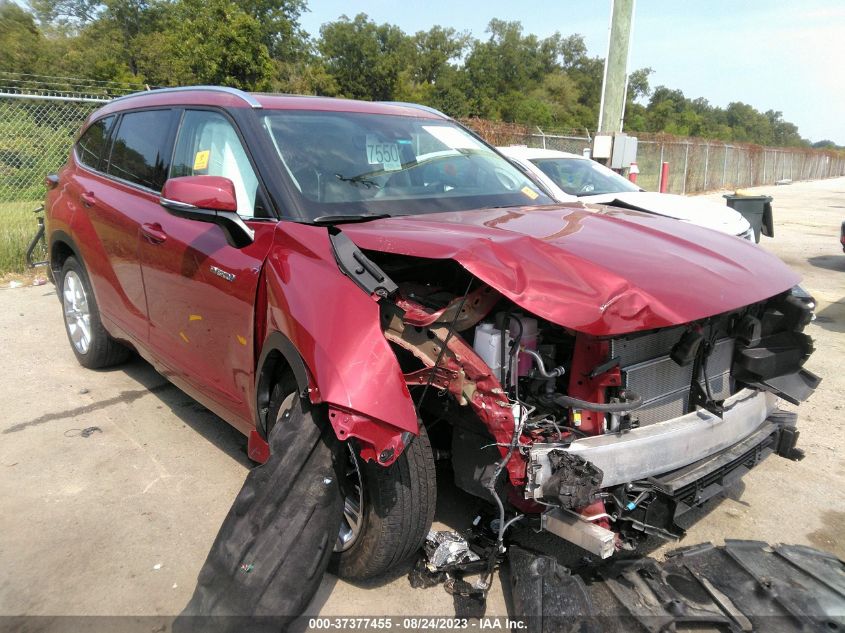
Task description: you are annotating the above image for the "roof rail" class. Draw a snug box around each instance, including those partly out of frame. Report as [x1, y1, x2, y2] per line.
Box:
[108, 86, 263, 109]
[379, 101, 448, 119]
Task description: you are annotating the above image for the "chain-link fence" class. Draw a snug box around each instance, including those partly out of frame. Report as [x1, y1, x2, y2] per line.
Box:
[634, 137, 845, 194]
[462, 118, 845, 195]
[0, 93, 105, 202]
[0, 92, 105, 273]
[461, 118, 593, 156]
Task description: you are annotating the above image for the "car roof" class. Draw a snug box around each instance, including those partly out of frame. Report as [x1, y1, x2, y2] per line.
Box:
[498, 145, 586, 160]
[91, 86, 448, 121]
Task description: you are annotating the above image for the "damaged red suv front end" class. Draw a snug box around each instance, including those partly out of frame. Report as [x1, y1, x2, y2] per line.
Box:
[47, 89, 818, 576]
[333, 202, 818, 556]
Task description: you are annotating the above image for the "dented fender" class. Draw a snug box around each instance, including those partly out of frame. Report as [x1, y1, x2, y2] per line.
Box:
[255, 222, 418, 465]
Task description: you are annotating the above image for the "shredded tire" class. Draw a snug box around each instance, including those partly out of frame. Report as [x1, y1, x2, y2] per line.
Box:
[176, 402, 343, 631]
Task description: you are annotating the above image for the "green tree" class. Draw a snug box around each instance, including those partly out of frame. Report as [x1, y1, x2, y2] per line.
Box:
[28, 0, 102, 26]
[1, 8, 818, 147]
[136, 0, 274, 89]
[392, 25, 471, 114]
[318, 13, 412, 100]
[232, 0, 307, 61]
[409, 25, 469, 85]
[0, 1, 45, 73]
[464, 19, 558, 119]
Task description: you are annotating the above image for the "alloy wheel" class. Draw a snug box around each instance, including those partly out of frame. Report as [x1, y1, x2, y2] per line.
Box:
[336, 444, 364, 552]
[63, 270, 91, 354]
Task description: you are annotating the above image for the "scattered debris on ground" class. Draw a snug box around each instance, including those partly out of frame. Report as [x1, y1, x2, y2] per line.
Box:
[409, 529, 845, 632]
[509, 540, 845, 632]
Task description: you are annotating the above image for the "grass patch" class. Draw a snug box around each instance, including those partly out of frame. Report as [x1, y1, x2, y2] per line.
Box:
[0, 200, 44, 275]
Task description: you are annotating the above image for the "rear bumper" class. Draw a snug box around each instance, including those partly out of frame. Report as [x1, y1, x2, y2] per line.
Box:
[528, 388, 779, 494]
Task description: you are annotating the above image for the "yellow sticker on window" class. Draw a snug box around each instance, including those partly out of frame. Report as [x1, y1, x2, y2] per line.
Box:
[521, 186, 539, 200]
[193, 150, 210, 171]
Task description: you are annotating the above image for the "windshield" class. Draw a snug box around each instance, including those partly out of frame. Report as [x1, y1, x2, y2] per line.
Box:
[529, 157, 641, 197]
[261, 111, 552, 221]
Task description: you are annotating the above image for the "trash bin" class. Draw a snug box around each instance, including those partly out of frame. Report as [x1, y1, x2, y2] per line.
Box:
[723, 191, 774, 243]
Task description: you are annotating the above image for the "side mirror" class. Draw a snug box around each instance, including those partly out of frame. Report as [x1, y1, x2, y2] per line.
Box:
[160, 176, 254, 248]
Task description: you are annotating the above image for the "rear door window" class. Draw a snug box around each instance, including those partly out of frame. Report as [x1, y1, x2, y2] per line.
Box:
[76, 116, 115, 171]
[107, 110, 177, 192]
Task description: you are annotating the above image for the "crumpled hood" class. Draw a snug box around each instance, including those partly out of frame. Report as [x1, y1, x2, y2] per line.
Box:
[583, 191, 751, 236]
[341, 204, 798, 336]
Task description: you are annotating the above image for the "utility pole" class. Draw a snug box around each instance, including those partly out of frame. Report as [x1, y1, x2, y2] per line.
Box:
[597, 0, 635, 134]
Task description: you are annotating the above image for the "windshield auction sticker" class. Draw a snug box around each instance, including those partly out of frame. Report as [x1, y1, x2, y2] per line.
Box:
[521, 186, 539, 200]
[366, 135, 402, 171]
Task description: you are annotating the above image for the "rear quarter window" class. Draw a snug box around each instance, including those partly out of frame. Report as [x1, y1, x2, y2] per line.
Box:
[107, 109, 178, 192]
[76, 116, 115, 170]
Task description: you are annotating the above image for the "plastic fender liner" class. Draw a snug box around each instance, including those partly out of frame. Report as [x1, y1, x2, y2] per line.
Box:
[254, 331, 311, 440]
[176, 404, 342, 630]
[508, 541, 845, 632]
[508, 546, 596, 628]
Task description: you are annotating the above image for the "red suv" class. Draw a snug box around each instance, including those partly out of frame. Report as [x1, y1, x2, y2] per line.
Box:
[46, 86, 818, 583]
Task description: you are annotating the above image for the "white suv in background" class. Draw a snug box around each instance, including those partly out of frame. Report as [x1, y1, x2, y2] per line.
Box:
[500, 146, 754, 240]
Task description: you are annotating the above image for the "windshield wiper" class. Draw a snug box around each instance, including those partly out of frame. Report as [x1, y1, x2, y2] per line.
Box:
[335, 173, 381, 189]
[311, 214, 394, 225]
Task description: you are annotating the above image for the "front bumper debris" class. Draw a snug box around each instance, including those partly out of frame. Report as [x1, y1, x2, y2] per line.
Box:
[527, 388, 779, 494]
[534, 406, 803, 553]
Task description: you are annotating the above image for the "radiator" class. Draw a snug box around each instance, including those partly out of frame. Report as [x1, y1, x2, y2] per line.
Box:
[612, 329, 735, 427]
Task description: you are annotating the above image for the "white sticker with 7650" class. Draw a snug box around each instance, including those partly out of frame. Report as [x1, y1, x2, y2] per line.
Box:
[366, 135, 402, 171]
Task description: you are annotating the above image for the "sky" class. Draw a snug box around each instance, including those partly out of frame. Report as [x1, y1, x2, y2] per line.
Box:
[299, 0, 845, 145]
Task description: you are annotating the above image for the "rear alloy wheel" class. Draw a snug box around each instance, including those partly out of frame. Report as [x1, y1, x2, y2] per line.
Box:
[63, 270, 92, 355]
[60, 256, 130, 369]
[266, 378, 437, 580]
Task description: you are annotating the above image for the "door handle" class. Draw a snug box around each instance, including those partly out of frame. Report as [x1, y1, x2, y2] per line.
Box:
[80, 191, 96, 208]
[141, 222, 168, 244]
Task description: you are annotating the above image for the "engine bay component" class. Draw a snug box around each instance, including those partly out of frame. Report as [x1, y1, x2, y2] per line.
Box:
[734, 331, 814, 381]
[670, 328, 704, 366]
[423, 530, 481, 571]
[547, 389, 642, 414]
[540, 451, 603, 509]
[750, 368, 821, 406]
[540, 508, 616, 559]
[367, 252, 819, 559]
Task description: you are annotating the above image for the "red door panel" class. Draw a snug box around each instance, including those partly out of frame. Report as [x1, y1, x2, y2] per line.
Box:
[139, 214, 274, 428]
[67, 169, 150, 343]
